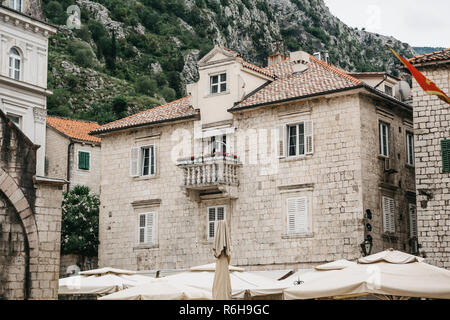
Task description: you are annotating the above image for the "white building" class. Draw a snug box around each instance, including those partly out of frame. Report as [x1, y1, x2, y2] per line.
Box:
[0, 2, 56, 176]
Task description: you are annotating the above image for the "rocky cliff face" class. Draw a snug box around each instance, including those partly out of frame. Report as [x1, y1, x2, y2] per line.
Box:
[41, 0, 416, 122]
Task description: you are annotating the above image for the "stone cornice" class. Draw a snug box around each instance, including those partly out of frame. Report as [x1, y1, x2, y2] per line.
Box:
[0, 6, 57, 37]
[0, 75, 53, 96]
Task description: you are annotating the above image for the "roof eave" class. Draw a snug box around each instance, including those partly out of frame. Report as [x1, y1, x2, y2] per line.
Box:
[90, 112, 200, 136]
[228, 84, 412, 113]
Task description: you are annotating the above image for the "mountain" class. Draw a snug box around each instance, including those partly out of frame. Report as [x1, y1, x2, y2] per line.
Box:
[413, 47, 446, 56]
[41, 0, 417, 124]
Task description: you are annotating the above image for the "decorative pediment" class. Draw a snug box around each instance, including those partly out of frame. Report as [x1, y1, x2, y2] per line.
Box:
[198, 45, 239, 67]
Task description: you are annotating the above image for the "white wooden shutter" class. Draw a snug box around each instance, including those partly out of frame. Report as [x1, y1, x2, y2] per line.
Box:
[278, 125, 286, 158]
[130, 147, 140, 177]
[382, 196, 395, 233]
[287, 197, 308, 234]
[305, 120, 314, 154]
[409, 204, 418, 238]
[146, 212, 156, 244]
[151, 145, 156, 175]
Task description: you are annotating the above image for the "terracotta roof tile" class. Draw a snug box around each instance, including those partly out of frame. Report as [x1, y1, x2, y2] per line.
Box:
[47, 116, 101, 143]
[409, 48, 450, 65]
[91, 96, 198, 135]
[241, 60, 275, 78]
[232, 56, 362, 110]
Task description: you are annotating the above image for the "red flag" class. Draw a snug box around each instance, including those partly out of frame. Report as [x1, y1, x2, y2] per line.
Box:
[387, 46, 450, 105]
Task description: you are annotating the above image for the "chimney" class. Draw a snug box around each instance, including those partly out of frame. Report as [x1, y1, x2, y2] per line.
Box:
[268, 52, 287, 66]
[289, 51, 310, 73]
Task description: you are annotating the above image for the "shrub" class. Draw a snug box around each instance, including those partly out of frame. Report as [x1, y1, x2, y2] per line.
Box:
[134, 76, 158, 96]
[160, 86, 176, 102]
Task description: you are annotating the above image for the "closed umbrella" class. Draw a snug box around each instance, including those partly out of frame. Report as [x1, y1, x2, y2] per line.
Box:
[212, 220, 232, 300]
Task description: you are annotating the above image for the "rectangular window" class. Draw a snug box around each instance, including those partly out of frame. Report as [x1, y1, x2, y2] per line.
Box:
[379, 122, 390, 157]
[384, 85, 393, 96]
[382, 196, 395, 233]
[442, 140, 450, 173]
[7, 114, 21, 128]
[210, 73, 227, 94]
[78, 151, 90, 170]
[138, 212, 156, 245]
[286, 197, 308, 234]
[408, 203, 418, 239]
[286, 121, 313, 157]
[207, 206, 225, 240]
[406, 132, 414, 166]
[130, 145, 156, 177]
[210, 135, 227, 154]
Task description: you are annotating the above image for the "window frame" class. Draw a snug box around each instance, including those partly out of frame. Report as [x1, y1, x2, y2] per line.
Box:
[207, 206, 226, 241]
[77, 150, 91, 171]
[9, 47, 21, 81]
[6, 113, 22, 129]
[286, 197, 309, 235]
[284, 120, 313, 158]
[138, 212, 157, 245]
[379, 121, 390, 157]
[384, 84, 393, 96]
[140, 145, 156, 177]
[10, 0, 22, 12]
[406, 131, 415, 166]
[382, 196, 395, 233]
[210, 72, 227, 94]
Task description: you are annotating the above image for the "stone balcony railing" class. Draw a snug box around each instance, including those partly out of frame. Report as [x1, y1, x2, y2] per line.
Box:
[177, 154, 241, 190]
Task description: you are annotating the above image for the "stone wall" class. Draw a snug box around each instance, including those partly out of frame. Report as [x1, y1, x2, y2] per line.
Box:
[98, 93, 413, 271]
[70, 142, 101, 195]
[413, 64, 450, 269]
[45, 127, 70, 180]
[0, 111, 63, 300]
[359, 94, 416, 254]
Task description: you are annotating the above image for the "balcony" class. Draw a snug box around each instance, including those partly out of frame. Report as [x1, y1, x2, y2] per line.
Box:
[177, 153, 241, 201]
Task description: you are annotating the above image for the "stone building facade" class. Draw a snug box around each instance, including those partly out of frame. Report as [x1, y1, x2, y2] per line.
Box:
[46, 116, 101, 195]
[0, 110, 64, 299]
[0, 1, 64, 299]
[92, 46, 416, 272]
[409, 48, 450, 269]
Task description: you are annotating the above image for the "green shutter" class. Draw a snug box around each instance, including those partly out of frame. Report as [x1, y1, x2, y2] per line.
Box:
[442, 140, 450, 173]
[85, 152, 90, 170]
[78, 152, 90, 170]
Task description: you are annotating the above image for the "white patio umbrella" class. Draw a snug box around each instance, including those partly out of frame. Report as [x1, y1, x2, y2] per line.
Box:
[163, 263, 288, 299]
[99, 263, 288, 300]
[58, 267, 154, 296]
[98, 278, 212, 300]
[284, 250, 450, 300]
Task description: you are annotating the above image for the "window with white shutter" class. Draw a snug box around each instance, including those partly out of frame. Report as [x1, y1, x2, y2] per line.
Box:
[286, 197, 308, 234]
[130, 145, 156, 177]
[382, 196, 395, 233]
[408, 203, 418, 238]
[138, 212, 156, 245]
[285, 120, 314, 158]
[278, 125, 286, 158]
[207, 206, 226, 240]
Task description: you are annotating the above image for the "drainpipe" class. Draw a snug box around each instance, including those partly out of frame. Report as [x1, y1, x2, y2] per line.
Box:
[67, 140, 74, 191]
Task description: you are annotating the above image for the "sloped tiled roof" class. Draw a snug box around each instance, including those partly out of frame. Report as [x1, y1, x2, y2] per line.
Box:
[47, 116, 101, 143]
[408, 48, 450, 65]
[91, 96, 198, 135]
[231, 56, 362, 110]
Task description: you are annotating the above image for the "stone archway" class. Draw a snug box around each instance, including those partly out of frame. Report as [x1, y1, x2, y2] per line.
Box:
[0, 168, 39, 257]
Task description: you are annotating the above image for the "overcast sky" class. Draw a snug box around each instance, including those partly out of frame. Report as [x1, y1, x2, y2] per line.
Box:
[323, 0, 449, 47]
